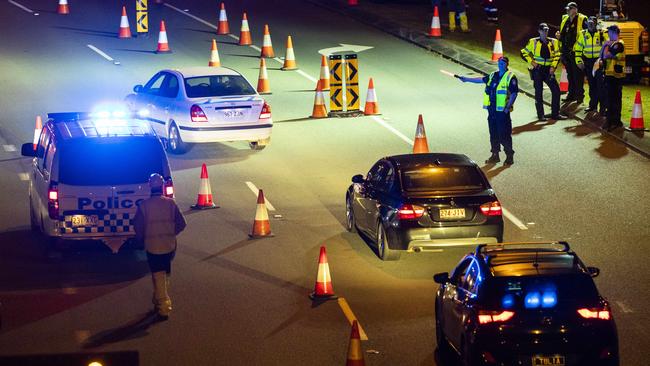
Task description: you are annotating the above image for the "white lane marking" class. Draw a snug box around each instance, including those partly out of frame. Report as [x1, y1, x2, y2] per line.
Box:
[245, 181, 276, 211]
[87, 44, 118, 64]
[616, 301, 633, 313]
[296, 69, 317, 83]
[371, 116, 414, 145]
[164, 3, 220, 31]
[8, 0, 35, 13]
[501, 207, 528, 230]
[18, 173, 30, 181]
[3, 145, 16, 152]
[250, 45, 262, 52]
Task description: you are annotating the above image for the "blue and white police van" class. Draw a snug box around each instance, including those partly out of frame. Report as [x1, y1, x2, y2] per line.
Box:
[21, 111, 174, 253]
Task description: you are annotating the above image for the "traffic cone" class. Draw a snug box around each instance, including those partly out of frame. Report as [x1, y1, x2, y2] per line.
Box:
[491, 29, 503, 61]
[118, 6, 132, 39]
[208, 39, 221, 67]
[559, 65, 568, 93]
[413, 114, 429, 154]
[238, 12, 252, 46]
[260, 24, 274, 58]
[249, 189, 272, 238]
[57, 0, 69, 14]
[33, 115, 42, 151]
[156, 20, 171, 53]
[364, 78, 379, 115]
[318, 55, 330, 91]
[311, 80, 328, 118]
[282, 36, 298, 70]
[257, 58, 271, 94]
[346, 321, 366, 366]
[217, 2, 229, 35]
[309, 246, 337, 300]
[191, 164, 218, 210]
[627, 90, 648, 131]
[428, 6, 442, 37]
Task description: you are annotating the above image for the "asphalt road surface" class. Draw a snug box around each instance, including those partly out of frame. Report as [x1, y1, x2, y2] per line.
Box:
[0, 0, 648, 365]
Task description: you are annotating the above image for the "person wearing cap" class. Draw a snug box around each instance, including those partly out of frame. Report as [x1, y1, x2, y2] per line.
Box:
[448, 0, 470, 33]
[574, 16, 608, 114]
[599, 24, 626, 131]
[558, 2, 588, 104]
[481, 0, 498, 23]
[458, 56, 518, 165]
[521, 23, 567, 121]
[134, 173, 187, 319]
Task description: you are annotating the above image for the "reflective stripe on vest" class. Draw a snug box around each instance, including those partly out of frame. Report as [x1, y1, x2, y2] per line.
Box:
[525, 38, 560, 66]
[575, 30, 606, 60]
[604, 40, 626, 78]
[560, 13, 586, 47]
[483, 71, 513, 112]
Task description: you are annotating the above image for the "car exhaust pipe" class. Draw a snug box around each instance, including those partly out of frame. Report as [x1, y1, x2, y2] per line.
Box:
[413, 247, 422, 253]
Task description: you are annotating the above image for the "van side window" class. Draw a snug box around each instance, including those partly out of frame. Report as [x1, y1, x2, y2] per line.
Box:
[38, 128, 51, 169]
[43, 138, 57, 174]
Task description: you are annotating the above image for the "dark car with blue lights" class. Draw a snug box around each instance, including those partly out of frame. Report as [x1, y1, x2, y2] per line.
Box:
[433, 242, 618, 366]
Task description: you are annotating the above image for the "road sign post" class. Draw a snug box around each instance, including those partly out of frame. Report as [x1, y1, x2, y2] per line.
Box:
[345, 54, 360, 113]
[136, 0, 148, 37]
[328, 55, 343, 114]
[328, 53, 363, 117]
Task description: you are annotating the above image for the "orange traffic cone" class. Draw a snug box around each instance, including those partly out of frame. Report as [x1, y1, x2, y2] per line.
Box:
[346, 321, 366, 366]
[491, 29, 503, 61]
[413, 114, 429, 154]
[311, 80, 328, 118]
[257, 58, 271, 94]
[57, 0, 69, 14]
[156, 20, 171, 53]
[239, 12, 252, 46]
[260, 24, 274, 58]
[217, 2, 229, 35]
[559, 65, 568, 93]
[428, 6, 442, 37]
[282, 36, 298, 70]
[309, 246, 337, 300]
[364, 78, 379, 115]
[249, 189, 272, 238]
[318, 55, 330, 91]
[208, 39, 221, 67]
[33, 115, 42, 151]
[118, 6, 132, 38]
[628, 90, 648, 131]
[191, 164, 218, 209]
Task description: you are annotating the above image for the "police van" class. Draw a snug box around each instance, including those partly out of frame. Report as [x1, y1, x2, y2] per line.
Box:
[21, 112, 174, 253]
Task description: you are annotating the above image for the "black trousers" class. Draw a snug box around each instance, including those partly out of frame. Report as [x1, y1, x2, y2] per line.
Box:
[563, 53, 584, 100]
[532, 66, 560, 117]
[604, 76, 623, 126]
[147, 250, 176, 274]
[487, 109, 513, 155]
[583, 58, 604, 110]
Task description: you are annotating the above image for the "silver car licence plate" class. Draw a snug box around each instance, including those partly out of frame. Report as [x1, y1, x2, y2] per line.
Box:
[223, 110, 244, 118]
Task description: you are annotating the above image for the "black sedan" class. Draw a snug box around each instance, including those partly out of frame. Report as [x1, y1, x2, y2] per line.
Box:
[345, 153, 504, 261]
[433, 242, 619, 366]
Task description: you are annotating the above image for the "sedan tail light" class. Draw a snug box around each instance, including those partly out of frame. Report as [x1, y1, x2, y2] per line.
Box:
[163, 177, 174, 198]
[397, 204, 425, 220]
[478, 310, 515, 324]
[259, 102, 271, 120]
[190, 104, 208, 122]
[480, 201, 502, 216]
[578, 307, 611, 320]
[48, 182, 59, 219]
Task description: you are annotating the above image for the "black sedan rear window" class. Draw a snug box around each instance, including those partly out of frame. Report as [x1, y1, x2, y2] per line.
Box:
[400, 166, 484, 192]
[184, 75, 256, 98]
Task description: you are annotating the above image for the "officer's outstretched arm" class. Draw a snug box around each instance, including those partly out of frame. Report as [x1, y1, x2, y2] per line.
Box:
[458, 76, 484, 84]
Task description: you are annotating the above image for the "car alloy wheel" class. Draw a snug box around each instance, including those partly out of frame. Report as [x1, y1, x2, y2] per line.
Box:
[346, 196, 356, 233]
[167, 123, 188, 154]
[376, 222, 400, 261]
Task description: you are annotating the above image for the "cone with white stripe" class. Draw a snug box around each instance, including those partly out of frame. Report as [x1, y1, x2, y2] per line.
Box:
[191, 163, 218, 210]
[260, 24, 274, 58]
[318, 55, 330, 91]
[428, 6, 441, 37]
[282, 35, 298, 70]
[364, 78, 379, 115]
[238, 12, 252, 46]
[208, 39, 221, 67]
[118, 6, 132, 38]
[413, 114, 429, 154]
[311, 80, 328, 118]
[559, 65, 568, 93]
[57, 0, 69, 15]
[33, 115, 43, 151]
[491, 29, 503, 61]
[627, 90, 648, 131]
[346, 321, 366, 366]
[217, 2, 229, 35]
[249, 189, 272, 238]
[309, 246, 337, 300]
[257, 58, 271, 94]
[156, 20, 171, 53]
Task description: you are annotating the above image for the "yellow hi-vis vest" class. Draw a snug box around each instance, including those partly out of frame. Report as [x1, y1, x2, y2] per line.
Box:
[483, 71, 514, 112]
[560, 13, 587, 48]
[574, 29, 608, 64]
[521, 38, 561, 68]
[603, 40, 626, 78]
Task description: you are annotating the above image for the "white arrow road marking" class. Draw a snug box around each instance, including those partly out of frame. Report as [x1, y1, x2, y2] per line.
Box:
[245, 181, 276, 211]
[318, 43, 374, 55]
[501, 207, 528, 230]
[8, 0, 36, 14]
[3, 145, 16, 152]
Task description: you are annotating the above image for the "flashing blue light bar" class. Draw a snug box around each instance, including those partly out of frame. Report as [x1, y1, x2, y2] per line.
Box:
[541, 291, 557, 308]
[502, 294, 515, 309]
[525, 292, 541, 308]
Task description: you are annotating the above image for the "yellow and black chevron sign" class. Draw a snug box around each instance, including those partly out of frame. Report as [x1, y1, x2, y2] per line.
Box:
[136, 0, 148, 34]
[329, 55, 343, 112]
[345, 54, 359, 111]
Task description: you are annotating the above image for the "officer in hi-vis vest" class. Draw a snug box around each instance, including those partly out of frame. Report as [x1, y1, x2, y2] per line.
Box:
[458, 57, 519, 165]
[557, 2, 588, 103]
[574, 16, 608, 114]
[599, 24, 626, 131]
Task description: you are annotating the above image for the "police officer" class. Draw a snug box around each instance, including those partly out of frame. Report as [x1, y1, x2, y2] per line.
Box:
[482, 0, 498, 23]
[134, 173, 187, 319]
[599, 24, 626, 131]
[521, 23, 567, 121]
[574, 16, 608, 114]
[557, 2, 588, 103]
[448, 0, 470, 32]
[458, 56, 518, 165]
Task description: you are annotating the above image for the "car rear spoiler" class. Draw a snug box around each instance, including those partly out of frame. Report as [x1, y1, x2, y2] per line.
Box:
[475, 241, 571, 255]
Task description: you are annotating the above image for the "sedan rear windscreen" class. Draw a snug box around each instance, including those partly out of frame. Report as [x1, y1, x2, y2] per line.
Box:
[184, 75, 256, 98]
[400, 166, 485, 192]
[59, 138, 164, 186]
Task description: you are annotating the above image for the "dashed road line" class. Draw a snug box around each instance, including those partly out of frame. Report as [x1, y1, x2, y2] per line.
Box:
[164, 3, 219, 31]
[245, 181, 276, 211]
[18, 173, 30, 181]
[3, 144, 16, 152]
[338, 298, 368, 340]
[501, 207, 528, 230]
[87, 44, 120, 65]
[616, 301, 633, 313]
[371, 116, 414, 145]
[8, 0, 37, 14]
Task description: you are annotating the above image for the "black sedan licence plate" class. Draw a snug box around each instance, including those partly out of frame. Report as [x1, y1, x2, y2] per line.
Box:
[531, 355, 565, 366]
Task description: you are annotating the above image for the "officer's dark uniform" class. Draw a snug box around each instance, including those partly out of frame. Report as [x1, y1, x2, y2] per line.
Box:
[559, 2, 588, 103]
[600, 25, 626, 130]
[482, 70, 518, 163]
[574, 21, 608, 113]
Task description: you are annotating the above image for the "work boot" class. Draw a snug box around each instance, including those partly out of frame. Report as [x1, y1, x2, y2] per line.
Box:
[537, 115, 548, 121]
[551, 113, 569, 120]
[485, 153, 500, 164]
[152, 271, 172, 319]
[585, 106, 596, 112]
[504, 154, 514, 165]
